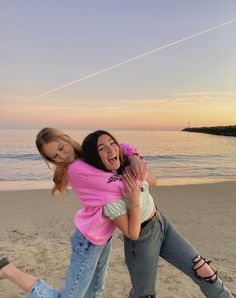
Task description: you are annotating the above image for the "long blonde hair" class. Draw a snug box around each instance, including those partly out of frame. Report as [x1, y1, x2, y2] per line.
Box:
[36, 127, 82, 195]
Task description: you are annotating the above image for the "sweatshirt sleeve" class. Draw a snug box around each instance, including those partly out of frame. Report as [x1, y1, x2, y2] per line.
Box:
[120, 143, 146, 164]
[120, 143, 139, 158]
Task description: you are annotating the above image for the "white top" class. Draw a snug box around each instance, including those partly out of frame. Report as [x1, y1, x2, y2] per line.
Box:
[103, 181, 155, 223]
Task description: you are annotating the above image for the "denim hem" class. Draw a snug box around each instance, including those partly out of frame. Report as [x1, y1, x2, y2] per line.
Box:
[27, 278, 40, 297]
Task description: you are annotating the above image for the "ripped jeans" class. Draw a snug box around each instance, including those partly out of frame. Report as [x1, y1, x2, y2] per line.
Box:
[124, 211, 233, 298]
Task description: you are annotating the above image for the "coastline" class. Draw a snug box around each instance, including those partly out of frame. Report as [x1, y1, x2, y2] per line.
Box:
[0, 182, 235, 297]
[1, 176, 236, 191]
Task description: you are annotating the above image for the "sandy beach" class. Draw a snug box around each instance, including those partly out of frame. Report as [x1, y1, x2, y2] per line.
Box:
[0, 182, 235, 297]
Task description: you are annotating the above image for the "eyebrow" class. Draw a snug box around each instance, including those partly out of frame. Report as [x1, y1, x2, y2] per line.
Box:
[97, 138, 113, 148]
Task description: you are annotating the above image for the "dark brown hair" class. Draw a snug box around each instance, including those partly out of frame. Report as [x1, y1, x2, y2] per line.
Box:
[82, 130, 128, 174]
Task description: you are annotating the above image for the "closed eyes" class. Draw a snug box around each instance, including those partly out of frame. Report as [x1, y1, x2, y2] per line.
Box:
[51, 144, 64, 159]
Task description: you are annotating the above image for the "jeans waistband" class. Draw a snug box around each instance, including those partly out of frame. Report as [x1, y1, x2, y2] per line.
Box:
[141, 209, 161, 230]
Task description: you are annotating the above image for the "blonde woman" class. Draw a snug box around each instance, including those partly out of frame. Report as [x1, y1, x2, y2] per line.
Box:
[0, 127, 145, 298]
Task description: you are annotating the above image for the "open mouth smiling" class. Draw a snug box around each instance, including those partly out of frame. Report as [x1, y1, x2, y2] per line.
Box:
[108, 155, 118, 162]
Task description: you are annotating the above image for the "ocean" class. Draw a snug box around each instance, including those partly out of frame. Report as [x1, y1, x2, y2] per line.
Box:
[1, 129, 236, 190]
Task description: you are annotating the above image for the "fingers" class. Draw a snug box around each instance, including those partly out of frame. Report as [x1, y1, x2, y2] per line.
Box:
[124, 164, 146, 181]
[122, 170, 140, 206]
[130, 163, 146, 181]
[135, 167, 144, 181]
[124, 166, 133, 177]
[123, 170, 139, 190]
[129, 154, 147, 181]
[132, 168, 141, 181]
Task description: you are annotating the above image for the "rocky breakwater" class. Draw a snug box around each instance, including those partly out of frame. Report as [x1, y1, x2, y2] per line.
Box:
[182, 125, 236, 137]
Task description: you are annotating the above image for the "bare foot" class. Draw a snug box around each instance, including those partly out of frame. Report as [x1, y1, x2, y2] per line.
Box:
[0, 265, 8, 279]
[0, 257, 10, 279]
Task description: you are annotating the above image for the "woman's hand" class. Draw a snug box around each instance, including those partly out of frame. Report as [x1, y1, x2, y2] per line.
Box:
[129, 154, 146, 181]
[114, 169, 141, 240]
[121, 169, 140, 208]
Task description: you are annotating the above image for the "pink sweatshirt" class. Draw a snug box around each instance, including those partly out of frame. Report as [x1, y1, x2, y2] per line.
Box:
[67, 144, 139, 245]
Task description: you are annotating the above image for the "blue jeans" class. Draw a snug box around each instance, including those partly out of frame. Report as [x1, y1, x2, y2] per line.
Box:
[27, 229, 111, 298]
[124, 212, 233, 298]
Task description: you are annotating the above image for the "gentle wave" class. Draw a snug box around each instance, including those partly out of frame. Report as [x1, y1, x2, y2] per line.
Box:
[0, 153, 40, 160]
[0, 153, 224, 161]
[0, 177, 50, 181]
[145, 154, 223, 160]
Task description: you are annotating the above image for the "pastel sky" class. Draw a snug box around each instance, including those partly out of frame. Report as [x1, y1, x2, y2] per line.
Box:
[1, 1, 236, 130]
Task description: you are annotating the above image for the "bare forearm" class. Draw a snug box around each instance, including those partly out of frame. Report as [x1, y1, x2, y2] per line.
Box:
[147, 171, 158, 186]
[118, 170, 141, 240]
[113, 208, 141, 240]
[128, 205, 141, 240]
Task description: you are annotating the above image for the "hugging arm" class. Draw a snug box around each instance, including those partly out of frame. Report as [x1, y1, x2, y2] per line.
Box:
[113, 212, 139, 240]
[109, 171, 141, 240]
[120, 143, 146, 181]
[129, 154, 146, 181]
[146, 171, 158, 186]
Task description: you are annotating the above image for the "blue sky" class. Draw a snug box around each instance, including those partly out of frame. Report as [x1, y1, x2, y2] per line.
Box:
[1, 1, 236, 129]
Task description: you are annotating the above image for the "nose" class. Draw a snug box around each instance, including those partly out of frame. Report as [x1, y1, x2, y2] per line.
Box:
[58, 151, 67, 160]
[105, 145, 113, 154]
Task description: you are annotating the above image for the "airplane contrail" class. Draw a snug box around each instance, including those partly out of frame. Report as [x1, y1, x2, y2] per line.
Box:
[33, 18, 236, 99]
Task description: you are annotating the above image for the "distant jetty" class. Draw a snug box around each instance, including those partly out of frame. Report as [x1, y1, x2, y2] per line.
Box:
[182, 125, 236, 137]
